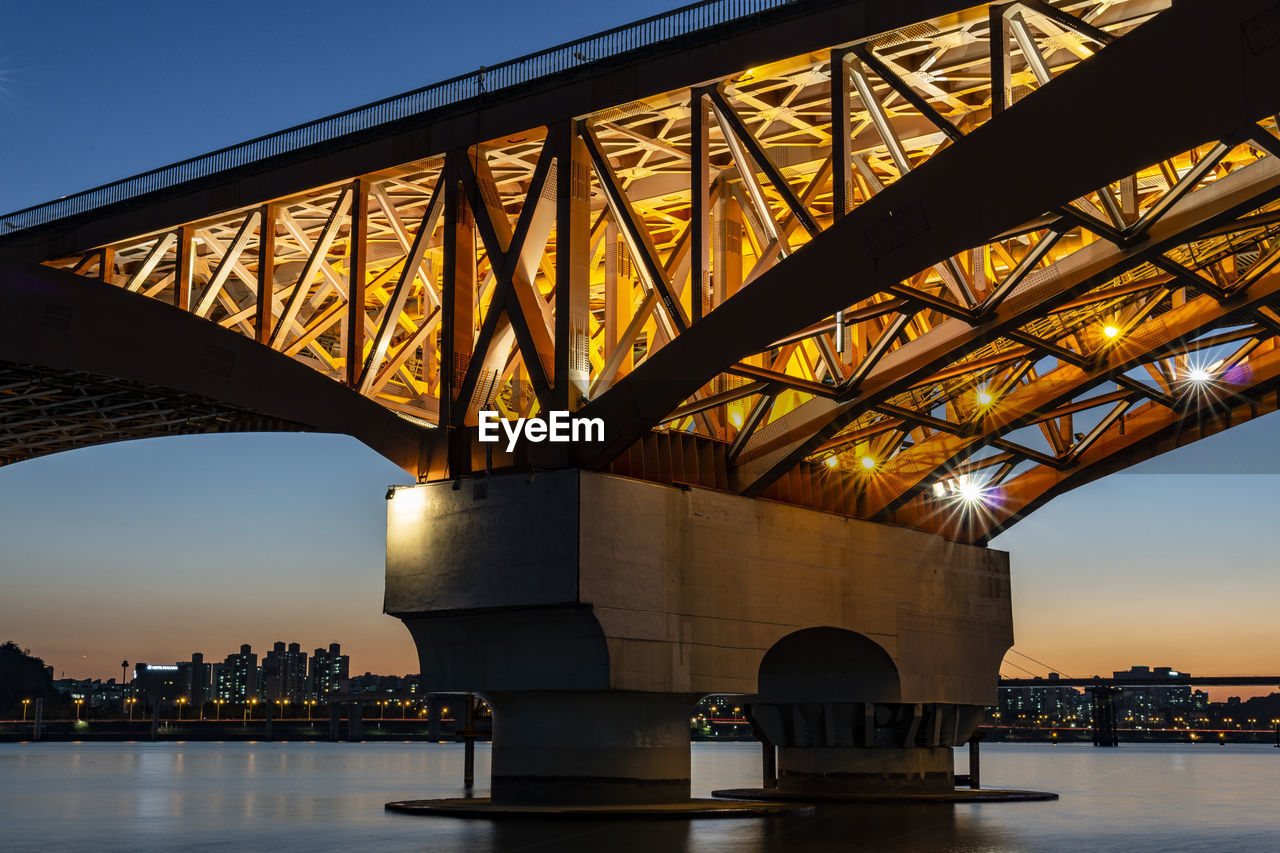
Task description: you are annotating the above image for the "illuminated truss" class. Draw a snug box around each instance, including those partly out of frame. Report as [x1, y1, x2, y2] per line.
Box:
[35, 0, 1280, 541]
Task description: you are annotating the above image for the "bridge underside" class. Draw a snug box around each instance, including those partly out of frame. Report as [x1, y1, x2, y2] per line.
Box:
[0, 259, 432, 471]
[8, 0, 1280, 545]
[0, 363, 305, 466]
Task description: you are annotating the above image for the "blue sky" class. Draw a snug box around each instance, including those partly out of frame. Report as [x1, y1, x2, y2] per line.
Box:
[1, 0, 1278, 693]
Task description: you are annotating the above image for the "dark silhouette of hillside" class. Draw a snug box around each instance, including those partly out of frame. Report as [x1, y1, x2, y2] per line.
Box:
[0, 641, 62, 717]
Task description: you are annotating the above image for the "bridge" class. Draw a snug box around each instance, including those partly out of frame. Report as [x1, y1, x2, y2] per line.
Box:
[1000, 675, 1280, 746]
[1001, 676, 1280, 689]
[4, 0, 1280, 809]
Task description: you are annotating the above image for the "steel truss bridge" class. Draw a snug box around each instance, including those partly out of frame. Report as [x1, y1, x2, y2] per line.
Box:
[5, 0, 1280, 544]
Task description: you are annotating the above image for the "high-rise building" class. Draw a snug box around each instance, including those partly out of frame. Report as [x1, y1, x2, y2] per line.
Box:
[217, 644, 259, 702]
[262, 642, 308, 704]
[308, 643, 349, 699]
[178, 653, 211, 705]
[133, 663, 181, 706]
[997, 673, 1084, 725]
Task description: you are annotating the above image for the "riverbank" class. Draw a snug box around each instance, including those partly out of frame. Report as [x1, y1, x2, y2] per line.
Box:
[980, 726, 1278, 745]
[0, 718, 470, 742]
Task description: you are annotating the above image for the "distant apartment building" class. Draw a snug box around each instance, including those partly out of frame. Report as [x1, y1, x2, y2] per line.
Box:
[1113, 666, 1195, 725]
[346, 672, 417, 695]
[262, 642, 308, 704]
[177, 653, 211, 705]
[216, 644, 259, 702]
[308, 643, 349, 699]
[998, 673, 1085, 724]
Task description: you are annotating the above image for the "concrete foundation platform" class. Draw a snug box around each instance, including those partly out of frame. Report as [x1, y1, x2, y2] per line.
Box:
[711, 787, 1058, 804]
[385, 797, 814, 819]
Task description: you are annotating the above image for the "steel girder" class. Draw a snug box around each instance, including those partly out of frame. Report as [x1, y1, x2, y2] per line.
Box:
[0, 362, 303, 466]
[25, 0, 1280, 540]
[0, 260, 430, 471]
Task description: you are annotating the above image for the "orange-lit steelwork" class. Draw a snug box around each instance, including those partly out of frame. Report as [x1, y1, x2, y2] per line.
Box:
[8, 0, 1280, 545]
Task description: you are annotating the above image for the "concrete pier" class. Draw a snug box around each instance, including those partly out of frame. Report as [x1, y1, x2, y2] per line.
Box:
[386, 469, 1012, 806]
[487, 691, 698, 805]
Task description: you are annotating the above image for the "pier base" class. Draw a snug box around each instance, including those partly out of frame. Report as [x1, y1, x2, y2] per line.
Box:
[711, 786, 1058, 803]
[749, 701, 984, 795]
[488, 691, 696, 805]
[385, 798, 813, 818]
[777, 745, 954, 794]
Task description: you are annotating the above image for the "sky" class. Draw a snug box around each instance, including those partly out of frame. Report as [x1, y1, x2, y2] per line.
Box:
[1, 1, 1278, 700]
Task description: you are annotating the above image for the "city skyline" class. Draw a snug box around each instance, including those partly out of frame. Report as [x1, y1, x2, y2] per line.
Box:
[2, 0, 1279, 703]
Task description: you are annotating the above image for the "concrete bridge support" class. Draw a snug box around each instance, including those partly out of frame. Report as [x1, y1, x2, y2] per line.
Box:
[486, 691, 698, 805]
[385, 469, 1012, 806]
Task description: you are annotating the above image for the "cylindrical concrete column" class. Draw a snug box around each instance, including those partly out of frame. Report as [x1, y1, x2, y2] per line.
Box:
[487, 691, 699, 805]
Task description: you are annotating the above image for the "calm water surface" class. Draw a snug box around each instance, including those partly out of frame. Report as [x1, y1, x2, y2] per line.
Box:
[1, 741, 1276, 852]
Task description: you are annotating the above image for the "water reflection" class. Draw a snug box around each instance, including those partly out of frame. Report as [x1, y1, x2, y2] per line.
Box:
[1, 742, 1278, 852]
[490, 819, 694, 852]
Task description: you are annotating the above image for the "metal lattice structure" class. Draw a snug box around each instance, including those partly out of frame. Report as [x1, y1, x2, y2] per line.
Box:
[9, 0, 1280, 542]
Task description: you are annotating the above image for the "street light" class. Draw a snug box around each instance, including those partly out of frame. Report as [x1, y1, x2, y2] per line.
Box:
[214, 699, 224, 721]
[21, 699, 30, 722]
[126, 698, 136, 721]
[74, 699, 83, 722]
[177, 697, 187, 721]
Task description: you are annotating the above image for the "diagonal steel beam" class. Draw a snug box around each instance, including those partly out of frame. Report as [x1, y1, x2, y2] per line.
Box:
[850, 44, 963, 144]
[1018, 0, 1116, 47]
[580, 122, 688, 335]
[194, 211, 259, 318]
[123, 232, 177, 293]
[707, 86, 821, 238]
[359, 178, 445, 393]
[455, 140, 558, 415]
[269, 186, 352, 350]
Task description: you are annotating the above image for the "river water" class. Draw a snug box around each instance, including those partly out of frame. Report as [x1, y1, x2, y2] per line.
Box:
[1, 741, 1276, 851]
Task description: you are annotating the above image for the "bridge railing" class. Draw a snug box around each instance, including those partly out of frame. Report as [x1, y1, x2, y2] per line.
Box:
[0, 0, 798, 237]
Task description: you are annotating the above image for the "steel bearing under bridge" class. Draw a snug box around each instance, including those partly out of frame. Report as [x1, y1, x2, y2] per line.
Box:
[4, 0, 1280, 806]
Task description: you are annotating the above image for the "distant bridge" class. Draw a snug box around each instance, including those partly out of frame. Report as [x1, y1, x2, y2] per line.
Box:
[1002, 676, 1280, 689]
[1000, 674, 1280, 746]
